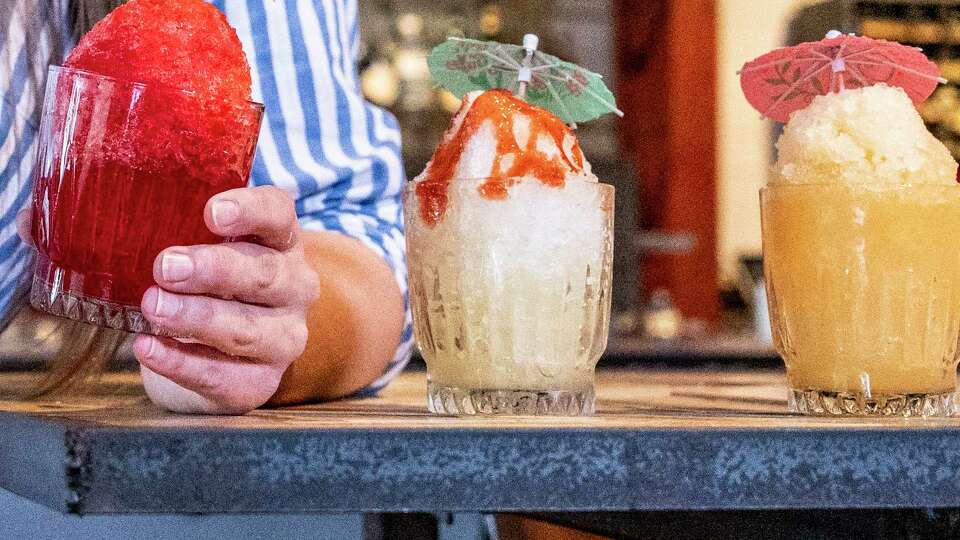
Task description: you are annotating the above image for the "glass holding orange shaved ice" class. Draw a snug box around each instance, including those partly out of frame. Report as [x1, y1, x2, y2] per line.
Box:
[761, 83, 960, 416]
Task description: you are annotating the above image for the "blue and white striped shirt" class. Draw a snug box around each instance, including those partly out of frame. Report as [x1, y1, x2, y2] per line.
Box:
[0, 0, 412, 393]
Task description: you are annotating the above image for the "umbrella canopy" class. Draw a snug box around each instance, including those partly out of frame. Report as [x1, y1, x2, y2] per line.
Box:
[427, 36, 622, 124]
[740, 30, 945, 122]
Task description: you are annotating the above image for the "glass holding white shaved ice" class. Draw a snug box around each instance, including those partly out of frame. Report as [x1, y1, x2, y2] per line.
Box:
[404, 89, 614, 416]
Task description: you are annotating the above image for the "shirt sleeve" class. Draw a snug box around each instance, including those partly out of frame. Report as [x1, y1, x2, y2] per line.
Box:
[0, 0, 74, 327]
[221, 0, 413, 393]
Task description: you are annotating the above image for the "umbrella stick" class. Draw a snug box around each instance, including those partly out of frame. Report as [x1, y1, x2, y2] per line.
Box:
[515, 33, 539, 101]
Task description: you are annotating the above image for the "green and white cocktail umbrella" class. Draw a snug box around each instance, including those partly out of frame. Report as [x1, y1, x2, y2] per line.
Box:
[427, 34, 623, 124]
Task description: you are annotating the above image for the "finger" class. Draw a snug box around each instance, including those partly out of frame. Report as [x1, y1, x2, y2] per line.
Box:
[16, 209, 34, 248]
[140, 286, 308, 362]
[133, 335, 281, 414]
[139, 366, 225, 415]
[205, 186, 299, 251]
[153, 242, 317, 307]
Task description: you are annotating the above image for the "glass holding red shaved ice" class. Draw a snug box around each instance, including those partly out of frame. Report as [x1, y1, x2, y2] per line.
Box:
[29, 0, 263, 334]
[30, 68, 263, 334]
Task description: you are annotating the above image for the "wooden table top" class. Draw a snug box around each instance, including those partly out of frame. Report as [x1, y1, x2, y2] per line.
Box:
[3, 368, 960, 515]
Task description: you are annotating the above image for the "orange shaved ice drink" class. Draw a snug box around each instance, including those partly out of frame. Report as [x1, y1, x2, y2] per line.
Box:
[404, 90, 614, 416]
[761, 85, 960, 416]
[29, 0, 263, 334]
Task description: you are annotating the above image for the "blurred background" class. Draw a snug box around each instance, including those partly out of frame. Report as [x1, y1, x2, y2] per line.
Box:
[353, 0, 960, 352]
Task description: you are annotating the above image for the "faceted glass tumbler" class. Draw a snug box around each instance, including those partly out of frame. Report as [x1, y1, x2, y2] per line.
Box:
[404, 176, 614, 416]
[761, 183, 960, 417]
[29, 66, 263, 335]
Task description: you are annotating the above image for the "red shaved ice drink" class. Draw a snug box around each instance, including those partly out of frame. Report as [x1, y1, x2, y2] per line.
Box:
[29, 0, 263, 334]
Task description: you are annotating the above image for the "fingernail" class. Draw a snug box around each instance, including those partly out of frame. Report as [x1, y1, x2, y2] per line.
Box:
[153, 288, 180, 319]
[211, 199, 240, 228]
[161, 252, 194, 282]
[137, 336, 156, 359]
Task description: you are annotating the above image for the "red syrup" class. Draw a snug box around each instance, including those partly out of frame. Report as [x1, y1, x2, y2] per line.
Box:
[414, 89, 586, 226]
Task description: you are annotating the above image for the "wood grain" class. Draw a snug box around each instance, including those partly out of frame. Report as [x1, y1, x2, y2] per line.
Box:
[5, 369, 960, 514]
[2, 370, 959, 430]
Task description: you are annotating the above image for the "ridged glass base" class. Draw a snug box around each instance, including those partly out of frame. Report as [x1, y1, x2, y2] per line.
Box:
[30, 276, 164, 335]
[789, 388, 957, 417]
[427, 383, 595, 416]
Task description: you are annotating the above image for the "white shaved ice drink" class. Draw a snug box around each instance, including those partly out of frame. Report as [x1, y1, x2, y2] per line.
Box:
[404, 89, 614, 416]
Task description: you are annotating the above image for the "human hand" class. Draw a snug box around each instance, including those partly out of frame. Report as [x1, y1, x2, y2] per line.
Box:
[133, 186, 319, 414]
[16, 187, 318, 414]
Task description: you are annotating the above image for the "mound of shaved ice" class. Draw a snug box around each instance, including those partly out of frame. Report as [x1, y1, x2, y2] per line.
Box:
[65, 0, 251, 103]
[418, 90, 592, 183]
[417, 90, 592, 184]
[57, 0, 258, 179]
[774, 84, 957, 186]
[413, 90, 594, 225]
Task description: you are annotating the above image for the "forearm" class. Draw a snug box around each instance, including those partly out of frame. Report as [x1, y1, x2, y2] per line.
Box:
[267, 229, 404, 405]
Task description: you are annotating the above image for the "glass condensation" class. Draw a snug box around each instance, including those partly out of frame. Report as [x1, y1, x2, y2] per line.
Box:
[404, 177, 614, 416]
[761, 184, 960, 417]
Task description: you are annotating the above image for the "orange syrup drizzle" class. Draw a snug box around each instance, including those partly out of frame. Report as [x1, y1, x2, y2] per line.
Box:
[415, 89, 585, 225]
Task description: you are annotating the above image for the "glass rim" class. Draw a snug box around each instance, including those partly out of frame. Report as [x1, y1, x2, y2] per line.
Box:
[404, 175, 614, 192]
[760, 182, 960, 192]
[48, 65, 265, 111]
